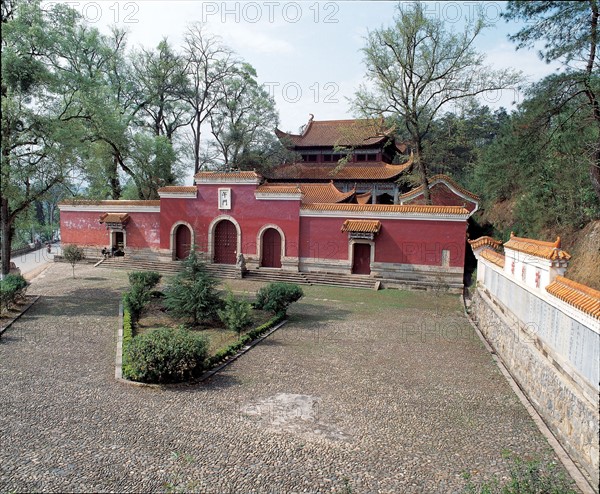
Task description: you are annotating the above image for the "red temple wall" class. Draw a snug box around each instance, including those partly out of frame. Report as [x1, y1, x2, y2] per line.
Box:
[299, 216, 466, 267]
[159, 186, 301, 257]
[60, 210, 160, 249]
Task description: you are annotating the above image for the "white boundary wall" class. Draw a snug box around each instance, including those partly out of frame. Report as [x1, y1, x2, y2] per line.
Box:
[472, 255, 599, 489]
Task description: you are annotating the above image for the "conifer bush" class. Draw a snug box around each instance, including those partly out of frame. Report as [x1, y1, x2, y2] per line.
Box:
[164, 251, 222, 325]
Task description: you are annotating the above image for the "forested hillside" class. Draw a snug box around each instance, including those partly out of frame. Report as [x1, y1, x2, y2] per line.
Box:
[352, 0, 599, 288]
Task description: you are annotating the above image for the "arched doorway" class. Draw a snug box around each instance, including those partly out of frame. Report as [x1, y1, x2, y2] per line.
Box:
[352, 243, 371, 275]
[261, 228, 282, 268]
[174, 224, 191, 260]
[214, 220, 237, 264]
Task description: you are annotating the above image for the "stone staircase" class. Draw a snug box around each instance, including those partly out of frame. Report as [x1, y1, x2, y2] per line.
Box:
[95, 256, 379, 290]
[245, 268, 378, 290]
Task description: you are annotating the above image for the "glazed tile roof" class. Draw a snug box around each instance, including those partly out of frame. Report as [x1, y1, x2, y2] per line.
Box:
[194, 170, 261, 181]
[468, 236, 503, 251]
[341, 219, 381, 233]
[504, 233, 571, 261]
[301, 203, 469, 215]
[356, 191, 372, 204]
[546, 276, 600, 320]
[99, 213, 130, 224]
[157, 186, 197, 193]
[481, 248, 506, 268]
[255, 184, 302, 195]
[275, 118, 394, 148]
[256, 182, 355, 204]
[399, 174, 480, 201]
[266, 159, 412, 181]
[59, 199, 161, 207]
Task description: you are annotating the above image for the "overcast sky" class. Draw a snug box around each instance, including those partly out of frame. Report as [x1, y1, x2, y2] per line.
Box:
[45, 1, 560, 133]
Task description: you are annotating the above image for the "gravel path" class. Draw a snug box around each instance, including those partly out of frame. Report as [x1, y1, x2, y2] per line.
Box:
[0, 263, 573, 493]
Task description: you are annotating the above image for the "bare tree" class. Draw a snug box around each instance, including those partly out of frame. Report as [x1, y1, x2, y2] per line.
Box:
[352, 1, 522, 202]
[182, 24, 239, 174]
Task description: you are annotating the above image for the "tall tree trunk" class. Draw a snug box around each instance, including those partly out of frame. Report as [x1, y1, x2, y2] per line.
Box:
[1, 197, 13, 277]
[109, 154, 121, 199]
[585, 0, 600, 200]
[414, 137, 431, 204]
[192, 117, 201, 174]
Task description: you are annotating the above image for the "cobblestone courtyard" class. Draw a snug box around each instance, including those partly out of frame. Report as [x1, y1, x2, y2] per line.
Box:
[1, 263, 570, 493]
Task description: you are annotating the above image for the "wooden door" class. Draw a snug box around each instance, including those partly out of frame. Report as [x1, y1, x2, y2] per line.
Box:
[352, 243, 371, 275]
[214, 220, 237, 264]
[175, 225, 191, 260]
[261, 228, 282, 268]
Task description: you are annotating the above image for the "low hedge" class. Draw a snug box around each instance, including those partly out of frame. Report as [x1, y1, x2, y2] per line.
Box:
[122, 309, 133, 377]
[206, 313, 285, 368]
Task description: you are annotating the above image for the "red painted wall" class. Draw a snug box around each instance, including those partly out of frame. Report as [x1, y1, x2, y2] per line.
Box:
[60, 210, 160, 249]
[159, 185, 301, 257]
[299, 216, 466, 267]
[407, 183, 477, 212]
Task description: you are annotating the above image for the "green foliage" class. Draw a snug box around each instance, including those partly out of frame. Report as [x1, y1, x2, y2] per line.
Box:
[123, 327, 208, 383]
[164, 250, 222, 325]
[0, 274, 28, 312]
[254, 283, 303, 316]
[121, 309, 133, 377]
[128, 271, 161, 290]
[123, 283, 152, 322]
[206, 313, 284, 368]
[217, 290, 253, 335]
[62, 244, 85, 277]
[471, 74, 600, 237]
[462, 454, 577, 494]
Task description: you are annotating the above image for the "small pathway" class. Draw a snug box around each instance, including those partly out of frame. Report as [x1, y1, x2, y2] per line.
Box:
[0, 263, 575, 493]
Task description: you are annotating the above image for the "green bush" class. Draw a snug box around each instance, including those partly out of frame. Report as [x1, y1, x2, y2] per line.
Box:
[123, 283, 152, 322]
[0, 274, 28, 312]
[218, 290, 253, 335]
[124, 327, 209, 383]
[128, 271, 161, 290]
[164, 251, 222, 325]
[254, 282, 303, 315]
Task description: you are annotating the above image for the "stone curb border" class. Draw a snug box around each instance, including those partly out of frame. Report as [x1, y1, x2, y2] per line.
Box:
[0, 295, 41, 337]
[114, 308, 288, 389]
[461, 292, 596, 494]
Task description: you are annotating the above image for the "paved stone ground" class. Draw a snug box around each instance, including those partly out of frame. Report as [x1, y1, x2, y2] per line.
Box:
[0, 263, 574, 493]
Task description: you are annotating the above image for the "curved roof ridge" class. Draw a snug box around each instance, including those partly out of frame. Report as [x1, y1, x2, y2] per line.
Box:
[468, 236, 503, 251]
[546, 276, 600, 320]
[504, 233, 571, 261]
[399, 173, 479, 201]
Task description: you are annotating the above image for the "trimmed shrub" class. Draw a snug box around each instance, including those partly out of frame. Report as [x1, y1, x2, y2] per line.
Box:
[218, 290, 253, 335]
[128, 271, 161, 290]
[0, 274, 28, 312]
[254, 282, 303, 315]
[164, 251, 222, 325]
[124, 327, 209, 383]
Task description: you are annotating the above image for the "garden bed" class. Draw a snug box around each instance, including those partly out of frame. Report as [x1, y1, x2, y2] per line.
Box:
[0, 295, 40, 336]
[135, 296, 274, 356]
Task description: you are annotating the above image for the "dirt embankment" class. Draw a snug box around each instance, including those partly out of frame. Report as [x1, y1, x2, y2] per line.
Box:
[563, 220, 600, 291]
